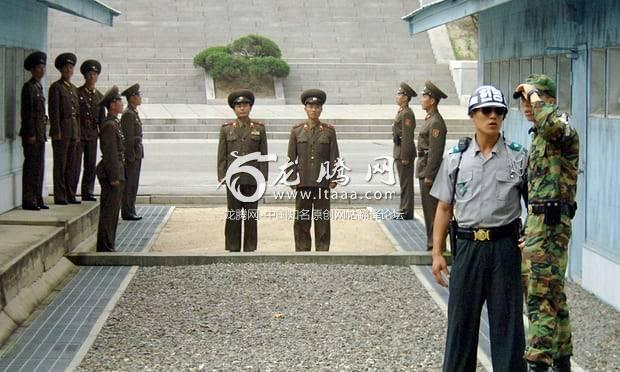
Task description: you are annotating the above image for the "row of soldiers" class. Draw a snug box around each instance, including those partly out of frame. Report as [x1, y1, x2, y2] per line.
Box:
[216, 81, 448, 253]
[19, 51, 145, 251]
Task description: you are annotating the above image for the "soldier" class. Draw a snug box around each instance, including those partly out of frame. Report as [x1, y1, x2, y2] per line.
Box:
[416, 81, 448, 250]
[19, 51, 49, 211]
[217, 90, 268, 252]
[76, 59, 105, 202]
[392, 82, 417, 219]
[96, 86, 125, 252]
[287, 89, 340, 251]
[514, 75, 579, 372]
[120, 84, 144, 221]
[49, 52, 80, 205]
[431, 85, 527, 372]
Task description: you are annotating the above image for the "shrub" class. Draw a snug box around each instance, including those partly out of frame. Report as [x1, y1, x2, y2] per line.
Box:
[193, 35, 290, 84]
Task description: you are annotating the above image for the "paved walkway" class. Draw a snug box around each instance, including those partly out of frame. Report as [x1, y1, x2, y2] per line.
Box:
[137, 104, 469, 120]
[0, 206, 172, 372]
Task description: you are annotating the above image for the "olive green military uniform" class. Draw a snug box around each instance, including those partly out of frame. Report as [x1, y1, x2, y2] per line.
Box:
[76, 60, 105, 201]
[217, 118, 268, 252]
[416, 81, 448, 248]
[49, 53, 80, 204]
[20, 51, 48, 210]
[393, 82, 417, 218]
[288, 120, 339, 251]
[431, 85, 527, 372]
[517, 75, 579, 369]
[96, 87, 125, 252]
[120, 84, 144, 220]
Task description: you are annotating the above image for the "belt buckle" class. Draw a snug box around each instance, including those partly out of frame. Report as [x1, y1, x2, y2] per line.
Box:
[473, 229, 490, 241]
[527, 205, 532, 213]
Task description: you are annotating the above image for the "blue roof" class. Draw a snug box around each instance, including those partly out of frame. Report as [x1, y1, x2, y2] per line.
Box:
[37, 0, 120, 26]
[402, 0, 511, 34]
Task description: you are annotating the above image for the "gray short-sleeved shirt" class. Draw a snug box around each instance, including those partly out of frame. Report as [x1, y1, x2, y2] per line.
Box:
[430, 135, 527, 228]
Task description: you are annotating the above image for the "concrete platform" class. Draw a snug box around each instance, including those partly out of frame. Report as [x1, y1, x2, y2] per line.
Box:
[0, 202, 99, 346]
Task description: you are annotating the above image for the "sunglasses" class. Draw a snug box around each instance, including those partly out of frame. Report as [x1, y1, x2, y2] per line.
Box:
[476, 107, 507, 116]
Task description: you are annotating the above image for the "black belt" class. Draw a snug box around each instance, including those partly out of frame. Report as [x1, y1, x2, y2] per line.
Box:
[456, 220, 519, 241]
[417, 149, 429, 157]
[528, 201, 573, 215]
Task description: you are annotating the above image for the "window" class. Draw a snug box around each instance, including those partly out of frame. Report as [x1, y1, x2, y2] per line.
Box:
[490, 61, 500, 88]
[3, 47, 16, 141]
[543, 56, 557, 80]
[11, 48, 25, 140]
[520, 58, 531, 83]
[557, 54, 572, 113]
[510, 59, 520, 108]
[484, 62, 491, 85]
[589, 48, 606, 116]
[500, 60, 510, 99]
[607, 48, 620, 117]
[532, 57, 544, 75]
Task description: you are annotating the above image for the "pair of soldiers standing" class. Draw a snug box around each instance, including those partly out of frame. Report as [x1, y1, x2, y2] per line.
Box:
[392, 80, 448, 251]
[431, 76, 578, 372]
[217, 89, 339, 252]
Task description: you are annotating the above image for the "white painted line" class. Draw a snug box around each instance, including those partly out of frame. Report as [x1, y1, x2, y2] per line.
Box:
[368, 207, 404, 252]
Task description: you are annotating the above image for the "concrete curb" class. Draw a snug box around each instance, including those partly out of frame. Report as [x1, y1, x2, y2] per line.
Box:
[66, 251, 453, 267]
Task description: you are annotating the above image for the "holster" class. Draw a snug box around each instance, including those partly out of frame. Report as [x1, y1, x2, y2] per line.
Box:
[393, 135, 401, 146]
[449, 219, 458, 257]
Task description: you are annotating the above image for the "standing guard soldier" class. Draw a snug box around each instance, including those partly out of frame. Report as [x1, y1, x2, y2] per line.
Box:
[20, 51, 49, 211]
[392, 82, 417, 219]
[120, 84, 144, 221]
[431, 85, 528, 372]
[96, 86, 125, 252]
[287, 89, 340, 251]
[514, 75, 579, 372]
[49, 52, 80, 205]
[217, 90, 268, 252]
[76, 59, 105, 202]
[416, 81, 448, 250]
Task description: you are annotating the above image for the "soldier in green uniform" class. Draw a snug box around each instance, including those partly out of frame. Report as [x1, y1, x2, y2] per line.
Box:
[96, 86, 125, 252]
[431, 85, 527, 372]
[76, 59, 105, 202]
[20, 51, 49, 211]
[287, 89, 340, 251]
[392, 82, 417, 219]
[217, 90, 268, 252]
[49, 53, 80, 205]
[120, 84, 144, 221]
[514, 75, 579, 372]
[416, 81, 448, 249]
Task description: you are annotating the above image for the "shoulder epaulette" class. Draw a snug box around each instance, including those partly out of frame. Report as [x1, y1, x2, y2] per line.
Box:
[448, 136, 472, 154]
[222, 121, 234, 127]
[321, 122, 334, 129]
[251, 121, 264, 127]
[293, 122, 306, 128]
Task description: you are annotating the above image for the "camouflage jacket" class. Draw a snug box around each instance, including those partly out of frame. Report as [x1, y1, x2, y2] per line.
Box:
[527, 102, 579, 204]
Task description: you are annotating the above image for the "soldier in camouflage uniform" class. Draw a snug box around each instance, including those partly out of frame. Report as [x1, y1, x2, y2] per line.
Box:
[392, 82, 417, 219]
[217, 90, 268, 252]
[514, 75, 579, 372]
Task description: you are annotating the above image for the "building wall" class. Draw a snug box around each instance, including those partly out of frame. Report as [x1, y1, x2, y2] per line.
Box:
[478, 0, 620, 309]
[0, 0, 48, 213]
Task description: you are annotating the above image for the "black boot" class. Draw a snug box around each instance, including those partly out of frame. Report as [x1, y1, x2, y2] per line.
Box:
[528, 362, 550, 372]
[552, 356, 571, 372]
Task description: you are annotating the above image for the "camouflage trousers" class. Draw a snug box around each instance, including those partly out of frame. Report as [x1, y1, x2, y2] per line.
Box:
[522, 214, 573, 365]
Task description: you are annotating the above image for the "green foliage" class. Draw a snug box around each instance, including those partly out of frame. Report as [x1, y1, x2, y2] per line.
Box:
[229, 34, 282, 58]
[193, 35, 290, 82]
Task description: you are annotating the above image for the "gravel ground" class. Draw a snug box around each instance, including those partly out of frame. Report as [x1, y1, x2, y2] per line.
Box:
[78, 264, 447, 371]
[566, 280, 620, 371]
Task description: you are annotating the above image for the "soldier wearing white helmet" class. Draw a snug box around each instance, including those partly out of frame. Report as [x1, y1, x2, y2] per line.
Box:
[430, 85, 528, 372]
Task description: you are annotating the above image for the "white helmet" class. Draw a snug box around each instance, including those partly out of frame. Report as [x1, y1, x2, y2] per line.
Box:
[467, 85, 508, 115]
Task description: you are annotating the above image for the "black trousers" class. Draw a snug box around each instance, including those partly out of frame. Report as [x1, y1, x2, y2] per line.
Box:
[396, 160, 414, 215]
[96, 179, 123, 252]
[77, 139, 98, 197]
[122, 158, 142, 218]
[52, 138, 79, 203]
[443, 237, 526, 372]
[22, 140, 45, 207]
[294, 187, 331, 251]
[225, 185, 258, 252]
